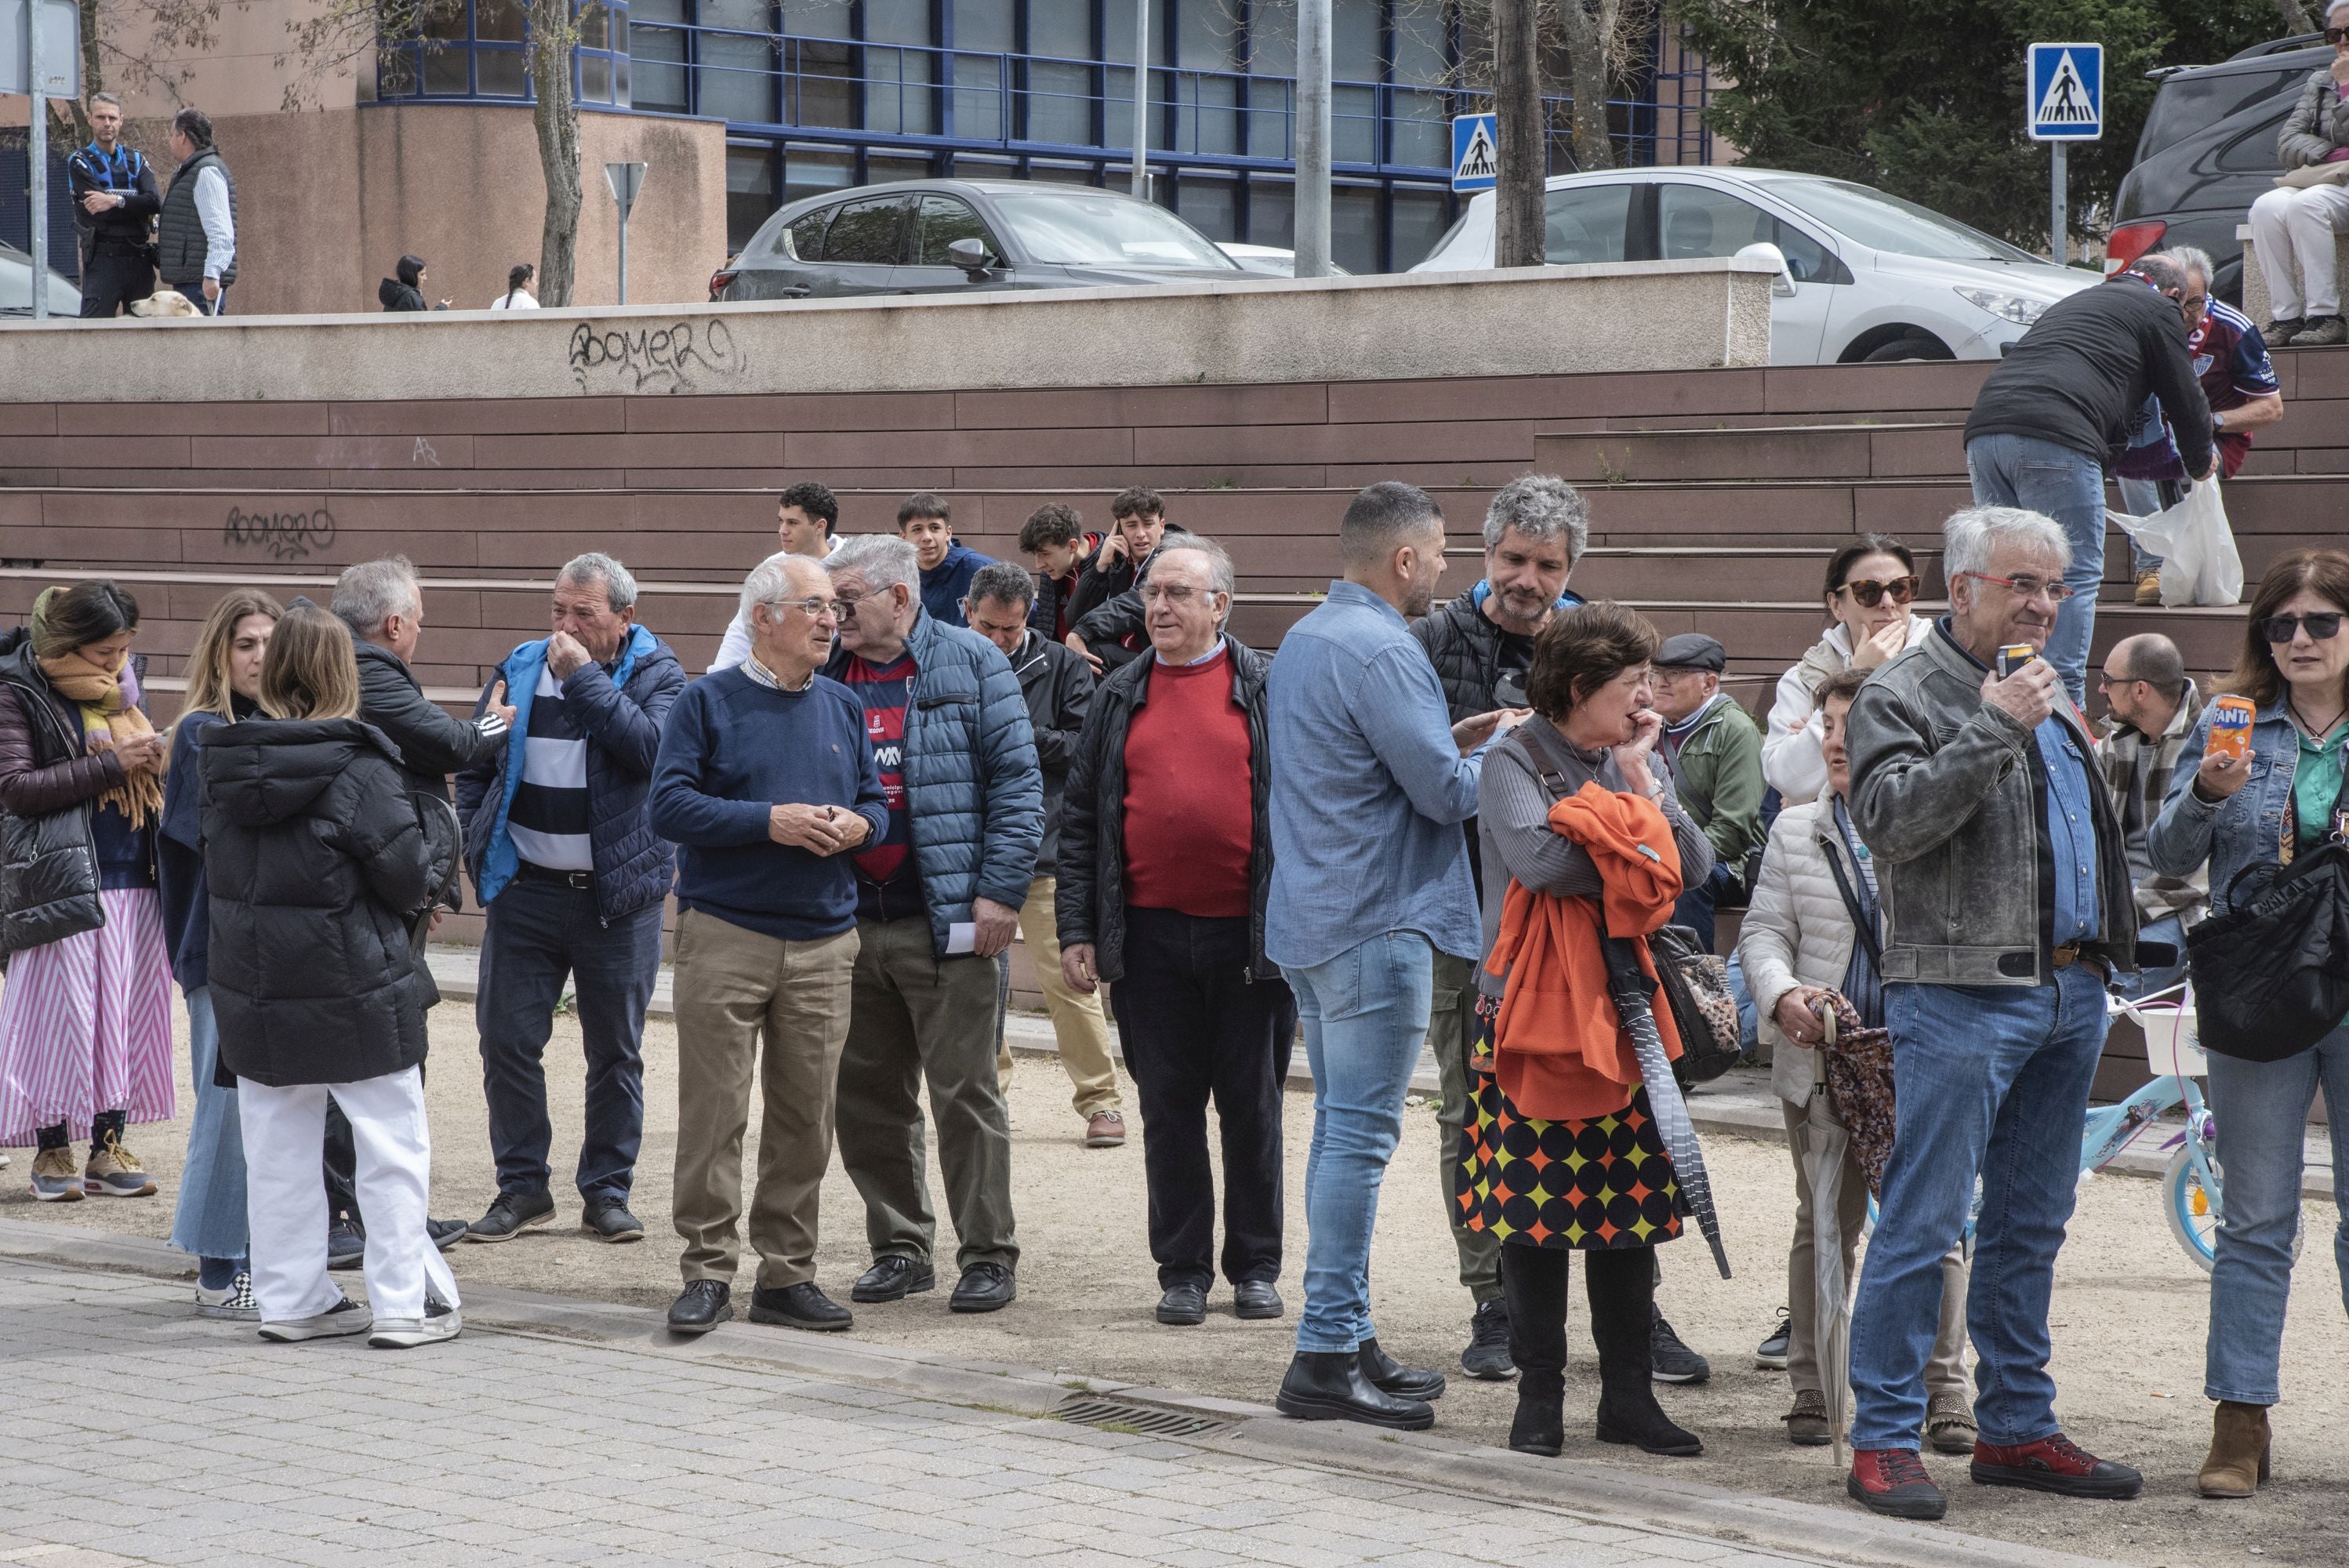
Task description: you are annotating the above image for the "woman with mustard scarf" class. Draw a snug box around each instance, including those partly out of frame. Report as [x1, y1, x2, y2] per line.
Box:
[0, 582, 176, 1199]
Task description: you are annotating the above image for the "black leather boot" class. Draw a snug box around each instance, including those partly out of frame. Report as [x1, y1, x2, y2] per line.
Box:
[1501, 1245, 1568, 1456]
[1276, 1350, 1435, 1430]
[1587, 1247, 1701, 1457]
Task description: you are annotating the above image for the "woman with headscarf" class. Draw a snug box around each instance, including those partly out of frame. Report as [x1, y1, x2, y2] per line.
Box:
[0, 581, 175, 1200]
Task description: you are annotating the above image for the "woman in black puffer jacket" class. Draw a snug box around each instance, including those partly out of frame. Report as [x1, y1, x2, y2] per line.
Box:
[199, 604, 459, 1349]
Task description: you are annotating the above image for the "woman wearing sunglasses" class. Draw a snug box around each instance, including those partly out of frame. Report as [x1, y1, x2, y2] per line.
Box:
[1762, 535, 1932, 804]
[2148, 546, 2349, 1500]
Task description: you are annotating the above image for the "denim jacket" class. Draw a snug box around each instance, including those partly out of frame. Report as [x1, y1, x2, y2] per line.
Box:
[1846, 623, 2137, 985]
[2147, 696, 2299, 916]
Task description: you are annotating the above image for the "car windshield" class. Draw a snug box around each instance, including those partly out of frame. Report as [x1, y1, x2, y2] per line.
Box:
[992, 191, 1238, 270]
[2137, 64, 2315, 162]
[1748, 176, 2042, 264]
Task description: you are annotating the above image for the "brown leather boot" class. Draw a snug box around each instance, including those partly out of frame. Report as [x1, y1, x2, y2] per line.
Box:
[2197, 1400, 2271, 1499]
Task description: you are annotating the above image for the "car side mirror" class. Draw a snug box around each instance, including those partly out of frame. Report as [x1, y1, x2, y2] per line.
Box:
[947, 237, 997, 278]
[1735, 241, 1799, 297]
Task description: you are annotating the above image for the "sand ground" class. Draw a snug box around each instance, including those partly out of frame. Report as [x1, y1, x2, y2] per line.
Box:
[9, 1004, 2345, 1568]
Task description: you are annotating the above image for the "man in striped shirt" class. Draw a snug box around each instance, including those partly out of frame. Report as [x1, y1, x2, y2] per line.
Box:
[456, 554, 687, 1248]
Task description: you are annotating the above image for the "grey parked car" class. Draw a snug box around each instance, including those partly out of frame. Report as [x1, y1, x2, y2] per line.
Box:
[710, 179, 1243, 302]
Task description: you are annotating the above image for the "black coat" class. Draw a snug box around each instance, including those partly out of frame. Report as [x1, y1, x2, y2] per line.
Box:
[356, 641, 506, 805]
[0, 633, 114, 956]
[1056, 636, 1276, 983]
[379, 278, 427, 311]
[1965, 274, 2213, 474]
[199, 718, 439, 1087]
[1004, 630, 1093, 866]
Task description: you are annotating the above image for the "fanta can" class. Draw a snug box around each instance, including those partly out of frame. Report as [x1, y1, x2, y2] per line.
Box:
[2209, 695, 2255, 762]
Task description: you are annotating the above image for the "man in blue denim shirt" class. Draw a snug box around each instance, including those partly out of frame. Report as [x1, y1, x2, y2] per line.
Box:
[1843, 506, 2143, 1521]
[1265, 481, 1524, 1430]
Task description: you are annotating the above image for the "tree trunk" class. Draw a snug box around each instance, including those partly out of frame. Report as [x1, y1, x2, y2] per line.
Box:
[1492, 0, 1545, 267]
[2272, 0, 2315, 34]
[530, 0, 585, 306]
[1556, 0, 1621, 172]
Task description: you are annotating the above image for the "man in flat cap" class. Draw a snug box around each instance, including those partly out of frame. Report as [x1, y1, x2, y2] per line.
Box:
[1650, 633, 1765, 949]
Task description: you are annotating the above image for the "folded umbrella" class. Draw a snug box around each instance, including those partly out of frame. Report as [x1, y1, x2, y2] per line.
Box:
[1599, 934, 1730, 1279]
[1804, 1017, 1857, 1469]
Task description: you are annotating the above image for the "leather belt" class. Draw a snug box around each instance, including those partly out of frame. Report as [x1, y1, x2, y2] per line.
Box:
[516, 862, 594, 891]
[2050, 943, 2106, 978]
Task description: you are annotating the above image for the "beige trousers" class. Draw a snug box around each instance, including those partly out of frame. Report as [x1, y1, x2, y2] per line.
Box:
[1781, 1098, 1969, 1401]
[670, 910, 859, 1290]
[996, 876, 1120, 1116]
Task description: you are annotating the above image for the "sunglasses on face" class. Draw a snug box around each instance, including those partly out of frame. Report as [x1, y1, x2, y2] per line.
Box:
[1835, 575, 1921, 608]
[2262, 612, 2345, 644]
[2328, 25, 2349, 42]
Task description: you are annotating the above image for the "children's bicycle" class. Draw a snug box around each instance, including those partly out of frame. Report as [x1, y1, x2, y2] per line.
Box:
[1864, 983, 2232, 1271]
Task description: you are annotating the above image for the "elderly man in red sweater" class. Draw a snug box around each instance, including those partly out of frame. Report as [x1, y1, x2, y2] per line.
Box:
[1055, 538, 1295, 1328]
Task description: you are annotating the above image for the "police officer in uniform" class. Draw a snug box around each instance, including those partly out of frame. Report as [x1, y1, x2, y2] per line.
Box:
[67, 93, 161, 318]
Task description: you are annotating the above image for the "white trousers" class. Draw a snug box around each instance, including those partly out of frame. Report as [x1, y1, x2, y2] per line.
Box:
[2249, 183, 2349, 319]
[237, 1067, 459, 1323]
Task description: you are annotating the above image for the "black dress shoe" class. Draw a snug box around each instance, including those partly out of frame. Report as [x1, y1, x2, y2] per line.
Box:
[1233, 1281, 1283, 1320]
[850, 1255, 936, 1303]
[748, 1282, 853, 1333]
[949, 1262, 1016, 1314]
[581, 1200, 646, 1243]
[667, 1279, 732, 1334]
[1360, 1338, 1447, 1402]
[467, 1189, 556, 1244]
[1156, 1281, 1207, 1325]
[427, 1218, 469, 1252]
[1275, 1350, 1434, 1431]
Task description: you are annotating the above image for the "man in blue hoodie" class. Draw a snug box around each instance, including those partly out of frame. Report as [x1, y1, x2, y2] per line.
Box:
[456, 554, 685, 1250]
[899, 492, 993, 627]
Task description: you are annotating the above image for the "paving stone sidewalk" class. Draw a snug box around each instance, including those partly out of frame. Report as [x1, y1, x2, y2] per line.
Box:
[0, 1254, 2030, 1568]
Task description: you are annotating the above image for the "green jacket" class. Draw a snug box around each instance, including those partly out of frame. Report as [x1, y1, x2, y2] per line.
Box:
[1666, 692, 1766, 891]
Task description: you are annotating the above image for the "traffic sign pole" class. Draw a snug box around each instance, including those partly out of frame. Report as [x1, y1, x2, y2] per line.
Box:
[27, 0, 45, 320]
[2051, 143, 2066, 267]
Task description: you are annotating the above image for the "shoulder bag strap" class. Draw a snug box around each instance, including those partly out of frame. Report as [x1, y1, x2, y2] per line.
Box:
[1819, 835, 1883, 971]
[1513, 720, 1581, 802]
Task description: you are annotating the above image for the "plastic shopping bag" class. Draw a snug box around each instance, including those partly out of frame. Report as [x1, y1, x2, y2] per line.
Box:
[2108, 478, 2243, 608]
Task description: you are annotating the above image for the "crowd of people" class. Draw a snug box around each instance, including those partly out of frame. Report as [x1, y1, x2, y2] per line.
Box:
[2, 243, 2345, 1522]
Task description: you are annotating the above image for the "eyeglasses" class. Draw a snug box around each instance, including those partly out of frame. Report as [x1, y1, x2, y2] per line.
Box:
[769, 596, 842, 620]
[2260, 612, 2345, 644]
[1834, 575, 1921, 608]
[1140, 583, 1220, 606]
[2183, 293, 2209, 315]
[2327, 25, 2348, 42]
[1959, 571, 2075, 604]
[2097, 670, 2141, 691]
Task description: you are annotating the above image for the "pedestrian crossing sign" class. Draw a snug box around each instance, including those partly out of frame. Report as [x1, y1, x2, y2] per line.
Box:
[2028, 42, 2103, 141]
[1452, 114, 1499, 192]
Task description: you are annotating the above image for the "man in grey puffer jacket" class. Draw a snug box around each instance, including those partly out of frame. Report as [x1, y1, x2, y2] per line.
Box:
[822, 536, 1043, 1316]
[1839, 506, 2140, 1522]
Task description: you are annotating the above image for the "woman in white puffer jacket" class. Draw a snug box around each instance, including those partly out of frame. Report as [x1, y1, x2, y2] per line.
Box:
[1762, 535, 1933, 804]
[1740, 667, 1972, 1454]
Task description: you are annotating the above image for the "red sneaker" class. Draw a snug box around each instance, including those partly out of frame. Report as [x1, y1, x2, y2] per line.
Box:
[1847, 1447, 1947, 1520]
[1970, 1432, 2144, 1499]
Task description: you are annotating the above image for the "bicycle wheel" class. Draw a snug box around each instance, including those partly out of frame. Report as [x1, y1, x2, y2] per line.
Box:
[2166, 1145, 2219, 1274]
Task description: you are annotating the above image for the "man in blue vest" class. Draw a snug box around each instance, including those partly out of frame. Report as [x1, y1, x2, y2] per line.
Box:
[456, 554, 687, 1248]
[67, 93, 160, 318]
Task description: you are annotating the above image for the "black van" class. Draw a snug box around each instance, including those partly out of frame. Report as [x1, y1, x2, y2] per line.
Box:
[2110, 34, 2335, 303]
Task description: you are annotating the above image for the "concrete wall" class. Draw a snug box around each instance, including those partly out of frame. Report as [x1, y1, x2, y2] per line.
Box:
[0, 258, 1778, 397]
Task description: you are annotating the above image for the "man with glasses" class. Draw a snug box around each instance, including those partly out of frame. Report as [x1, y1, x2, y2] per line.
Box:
[2115, 249, 2285, 606]
[2097, 634, 2206, 1000]
[822, 536, 1042, 1316]
[960, 561, 1126, 1151]
[649, 553, 888, 1336]
[1841, 506, 2144, 1521]
[1962, 253, 2215, 706]
[1058, 539, 1295, 1327]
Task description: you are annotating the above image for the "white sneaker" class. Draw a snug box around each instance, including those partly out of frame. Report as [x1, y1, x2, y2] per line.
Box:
[196, 1270, 259, 1322]
[369, 1299, 461, 1348]
[259, 1297, 372, 1342]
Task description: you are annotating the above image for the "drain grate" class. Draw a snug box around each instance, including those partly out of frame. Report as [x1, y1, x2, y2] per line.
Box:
[1054, 1397, 1231, 1439]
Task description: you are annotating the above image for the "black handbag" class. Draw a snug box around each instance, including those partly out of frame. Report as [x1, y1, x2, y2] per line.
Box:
[2186, 840, 2349, 1062]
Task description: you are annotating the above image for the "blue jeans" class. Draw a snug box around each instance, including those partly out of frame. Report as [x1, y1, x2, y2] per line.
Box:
[1672, 860, 1734, 953]
[2113, 913, 2189, 1001]
[476, 876, 663, 1204]
[1965, 433, 2107, 708]
[1284, 931, 1435, 1354]
[2115, 477, 2171, 576]
[2203, 1025, 2349, 1405]
[1849, 966, 2108, 1450]
[169, 987, 249, 1262]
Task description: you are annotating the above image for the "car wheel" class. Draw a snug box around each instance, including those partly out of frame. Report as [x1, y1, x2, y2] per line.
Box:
[1859, 334, 1955, 364]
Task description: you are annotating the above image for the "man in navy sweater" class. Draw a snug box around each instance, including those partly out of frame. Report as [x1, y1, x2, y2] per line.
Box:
[648, 553, 889, 1337]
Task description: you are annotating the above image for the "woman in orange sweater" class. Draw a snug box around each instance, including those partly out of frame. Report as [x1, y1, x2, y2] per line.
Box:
[1457, 601, 1715, 1459]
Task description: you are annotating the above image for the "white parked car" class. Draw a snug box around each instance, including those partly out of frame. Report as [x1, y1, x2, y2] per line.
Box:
[1410, 167, 2098, 365]
[1214, 242, 1350, 278]
[0, 242, 82, 318]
